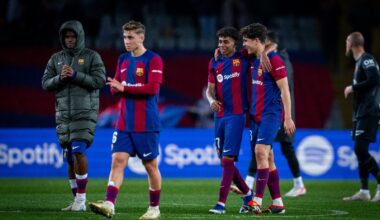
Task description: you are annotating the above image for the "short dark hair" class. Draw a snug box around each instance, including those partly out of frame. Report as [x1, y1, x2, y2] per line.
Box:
[217, 26, 240, 42]
[267, 30, 279, 44]
[240, 23, 267, 43]
[349, 32, 364, 47]
[122, 20, 145, 34]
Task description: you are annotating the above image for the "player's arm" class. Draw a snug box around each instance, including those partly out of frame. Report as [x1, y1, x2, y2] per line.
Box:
[206, 59, 221, 112]
[276, 77, 295, 135]
[42, 55, 66, 91]
[260, 43, 276, 72]
[70, 52, 106, 90]
[108, 56, 163, 95]
[344, 59, 379, 98]
[270, 55, 295, 135]
[206, 82, 221, 112]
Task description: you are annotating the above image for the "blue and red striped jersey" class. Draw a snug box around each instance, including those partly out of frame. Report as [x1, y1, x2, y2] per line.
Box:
[113, 50, 163, 132]
[250, 51, 287, 122]
[208, 51, 250, 118]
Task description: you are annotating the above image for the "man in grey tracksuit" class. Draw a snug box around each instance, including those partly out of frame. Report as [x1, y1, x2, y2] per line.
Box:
[42, 20, 106, 211]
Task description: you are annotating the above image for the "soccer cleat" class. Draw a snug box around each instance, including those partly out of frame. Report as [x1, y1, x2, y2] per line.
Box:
[209, 204, 226, 214]
[71, 197, 86, 211]
[247, 200, 262, 214]
[239, 190, 254, 213]
[61, 202, 73, 211]
[343, 191, 370, 201]
[89, 201, 115, 218]
[140, 206, 161, 220]
[284, 187, 307, 197]
[230, 184, 244, 195]
[371, 187, 380, 202]
[263, 205, 286, 214]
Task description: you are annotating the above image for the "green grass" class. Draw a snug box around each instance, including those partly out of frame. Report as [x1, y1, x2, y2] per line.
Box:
[0, 179, 379, 219]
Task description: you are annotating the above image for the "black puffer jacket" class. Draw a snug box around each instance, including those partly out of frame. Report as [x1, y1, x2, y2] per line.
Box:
[42, 20, 106, 147]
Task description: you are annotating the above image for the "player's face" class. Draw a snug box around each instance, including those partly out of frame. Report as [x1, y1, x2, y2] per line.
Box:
[123, 30, 144, 52]
[64, 31, 76, 49]
[218, 36, 236, 57]
[243, 37, 262, 55]
[345, 36, 352, 57]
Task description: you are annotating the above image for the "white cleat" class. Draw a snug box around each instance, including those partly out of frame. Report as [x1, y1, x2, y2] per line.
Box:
[140, 206, 161, 220]
[71, 197, 86, 211]
[61, 202, 73, 211]
[284, 187, 306, 197]
[89, 201, 115, 218]
[371, 187, 380, 202]
[343, 191, 370, 201]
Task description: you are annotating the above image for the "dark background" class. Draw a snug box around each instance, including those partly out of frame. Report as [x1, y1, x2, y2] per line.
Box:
[1, 0, 380, 128]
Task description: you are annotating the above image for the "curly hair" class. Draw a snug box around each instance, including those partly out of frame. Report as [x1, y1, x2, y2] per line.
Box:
[240, 23, 267, 43]
[216, 26, 240, 42]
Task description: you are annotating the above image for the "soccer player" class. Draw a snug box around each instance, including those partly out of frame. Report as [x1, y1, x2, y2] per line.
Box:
[89, 20, 163, 219]
[240, 23, 295, 214]
[206, 26, 254, 214]
[42, 20, 106, 211]
[243, 31, 306, 197]
[343, 32, 380, 202]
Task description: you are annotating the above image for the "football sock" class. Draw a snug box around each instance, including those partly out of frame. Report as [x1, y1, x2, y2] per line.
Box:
[268, 169, 281, 200]
[255, 168, 269, 200]
[245, 175, 255, 190]
[69, 179, 77, 197]
[294, 176, 304, 188]
[106, 182, 119, 205]
[218, 158, 235, 203]
[75, 173, 88, 201]
[233, 167, 250, 195]
[149, 188, 161, 207]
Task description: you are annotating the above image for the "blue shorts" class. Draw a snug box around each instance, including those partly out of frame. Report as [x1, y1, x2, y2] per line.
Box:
[250, 113, 281, 149]
[111, 130, 159, 161]
[214, 114, 245, 161]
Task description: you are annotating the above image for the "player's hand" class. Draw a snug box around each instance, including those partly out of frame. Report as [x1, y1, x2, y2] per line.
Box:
[214, 48, 220, 60]
[107, 77, 124, 92]
[260, 53, 272, 72]
[284, 117, 295, 135]
[210, 100, 222, 112]
[344, 85, 353, 99]
[60, 65, 75, 80]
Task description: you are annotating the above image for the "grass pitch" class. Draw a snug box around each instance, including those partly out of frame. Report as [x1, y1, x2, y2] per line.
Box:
[0, 178, 379, 219]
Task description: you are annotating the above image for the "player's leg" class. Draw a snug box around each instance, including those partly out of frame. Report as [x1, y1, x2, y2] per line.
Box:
[69, 140, 88, 211]
[89, 131, 132, 218]
[209, 117, 227, 214]
[61, 146, 78, 211]
[344, 117, 380, 201]
[135, 132, 161, 220]
[279, 138, 306, 197]
[264, 149, 285, 214]
[244, 124, 260, 190]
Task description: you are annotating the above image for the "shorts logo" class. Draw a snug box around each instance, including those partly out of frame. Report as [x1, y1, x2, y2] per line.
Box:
[78, 58, 84, 65]
[223, 149, 231, 153]
[233, 59, 240, 66]
[136, 68, 144, 77]
[217, 74, 223, 83]
[143, 152, 152, 157]
[297, 135, 334, 176]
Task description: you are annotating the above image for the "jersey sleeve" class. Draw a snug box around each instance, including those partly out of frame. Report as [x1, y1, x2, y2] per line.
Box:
[269, 55, 287, 81]
[353, 57, 379, 91]
[148, 56, 163, 83]
[208, 59, 215, 83]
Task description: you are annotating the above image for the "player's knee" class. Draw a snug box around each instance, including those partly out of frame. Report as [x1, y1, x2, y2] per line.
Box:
[280, 142, 294, 158]
[112, 154, 128, 168]
[143, 159, 158, 173]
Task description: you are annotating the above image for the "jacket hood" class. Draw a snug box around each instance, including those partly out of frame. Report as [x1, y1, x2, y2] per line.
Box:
[59, 20, 85, 53]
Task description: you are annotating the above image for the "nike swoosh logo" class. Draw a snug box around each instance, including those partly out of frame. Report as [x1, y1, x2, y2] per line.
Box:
[58, 62, 63, 65]
[257, 138, 265, 141]
[223, 149, 231, 153]
[143, 152, 152, 157]
[72, 146, 80, 150]
[121, 68, 127, 73]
